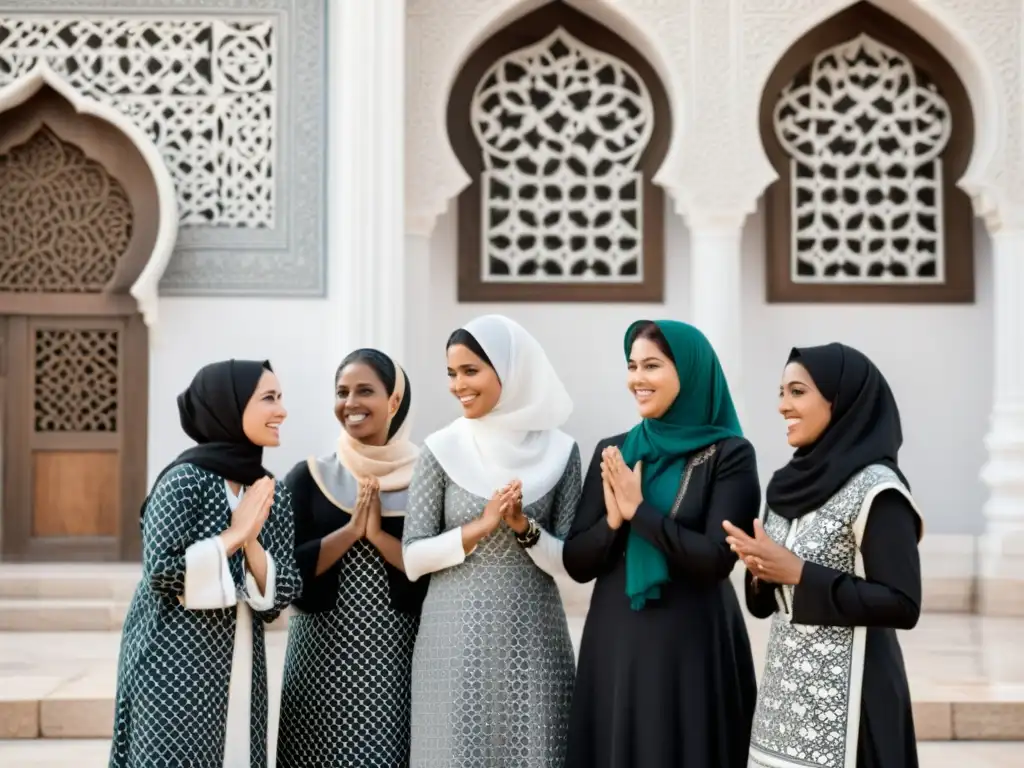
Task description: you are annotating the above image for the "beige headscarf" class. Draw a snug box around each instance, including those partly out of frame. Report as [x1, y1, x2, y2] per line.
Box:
[335, 353, 420, 491]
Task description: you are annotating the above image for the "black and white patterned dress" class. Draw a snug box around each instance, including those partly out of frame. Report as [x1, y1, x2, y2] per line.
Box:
[108, 463, 301, 768]
[402, 444, 582, 767]
[276, 457, 427, 768]
[747, 465, 922, 768]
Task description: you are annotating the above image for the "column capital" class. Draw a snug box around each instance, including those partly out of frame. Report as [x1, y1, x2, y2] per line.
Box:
[682, 206, 752, 233]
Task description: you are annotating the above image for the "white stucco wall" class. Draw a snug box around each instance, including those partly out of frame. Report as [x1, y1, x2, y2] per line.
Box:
[146, 297, 339, 485]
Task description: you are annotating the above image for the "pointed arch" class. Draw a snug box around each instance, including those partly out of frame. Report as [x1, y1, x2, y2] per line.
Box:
[758, 1, 975, 304]
[446, 1, 672, 303]
[0, 62, 178, 326]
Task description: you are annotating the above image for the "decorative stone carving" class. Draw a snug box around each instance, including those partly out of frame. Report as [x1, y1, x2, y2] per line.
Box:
[406, 0, 684, 236]
[0, 16, 275, 228]
[0, 0, 327, 296]
[738, 0, 1017, 217]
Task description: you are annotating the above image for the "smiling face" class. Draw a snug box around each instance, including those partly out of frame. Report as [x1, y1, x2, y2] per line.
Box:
[241, 369, 287, 447]
[627, 336, 680, 419]
[334, 361, 397, 446]
[446, 343, 501, 419]
[779, 361, 832, 447]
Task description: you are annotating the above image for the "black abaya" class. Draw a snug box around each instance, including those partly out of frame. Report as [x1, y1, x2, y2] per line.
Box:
[746, 489, 921, 768]
[563, 434, 760, 768]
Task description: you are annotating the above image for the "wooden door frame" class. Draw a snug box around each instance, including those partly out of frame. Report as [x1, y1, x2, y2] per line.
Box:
[1, 312, 146, 562]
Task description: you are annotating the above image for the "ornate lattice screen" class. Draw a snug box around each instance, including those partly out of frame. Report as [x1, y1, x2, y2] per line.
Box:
[449, 4, 670, 303]
[0, 16, 274, 228]
[471, 29, 654, 283]
[760, 3, 974, 304]
[33, 328, 120, 433]
[0, 128, 132, 293]
[774, 34, 952, 284]
[0, 1, 326, 296]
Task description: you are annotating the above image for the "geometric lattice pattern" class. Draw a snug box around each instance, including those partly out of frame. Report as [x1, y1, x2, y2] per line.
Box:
[278, 538, 420, 765]
[773, 34, 952, 283]
[471, 29, 654, 282]
[0, 16, 276, 228]
[33, 328, 119, 432]
[0, 128, 132, 293]
[110, 464, 301, 767]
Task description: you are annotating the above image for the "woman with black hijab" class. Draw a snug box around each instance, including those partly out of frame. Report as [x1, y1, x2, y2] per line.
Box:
[109, 359, 302, 768]
[723, 343, 923, 768]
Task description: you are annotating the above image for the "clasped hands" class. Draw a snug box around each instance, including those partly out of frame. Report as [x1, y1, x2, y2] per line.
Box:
[223, 476, 275, 553]
[600, 446, 642, 530]
[722, 519, 805, 586]
[346, 475, 383, 541]
[480, 480, 527, 535]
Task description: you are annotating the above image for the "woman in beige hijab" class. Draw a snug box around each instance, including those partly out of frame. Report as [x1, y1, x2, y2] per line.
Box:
[277, 348, 426, 767]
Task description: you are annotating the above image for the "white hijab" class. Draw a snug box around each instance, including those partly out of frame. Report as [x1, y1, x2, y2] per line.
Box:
[425, 314, 575, 505]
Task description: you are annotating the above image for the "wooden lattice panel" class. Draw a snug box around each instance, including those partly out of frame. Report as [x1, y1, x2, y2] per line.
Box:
[0, 128, 133, 293]
[33, 328, 120, 432]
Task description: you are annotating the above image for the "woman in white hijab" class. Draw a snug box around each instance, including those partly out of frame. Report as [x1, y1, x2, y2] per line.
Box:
[403, 314, 582, 767]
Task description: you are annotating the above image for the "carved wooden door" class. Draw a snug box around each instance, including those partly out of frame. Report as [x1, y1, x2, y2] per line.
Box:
[2, 316, 134, 561]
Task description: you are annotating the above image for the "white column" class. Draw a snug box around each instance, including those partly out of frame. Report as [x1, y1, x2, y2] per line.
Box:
[979, 224, 1024, 615]
[328, 0, 406, 364]
[687, 212, 747, 419]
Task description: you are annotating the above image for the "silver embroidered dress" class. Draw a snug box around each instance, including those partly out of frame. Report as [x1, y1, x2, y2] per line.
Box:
[402, 444, 582, 767]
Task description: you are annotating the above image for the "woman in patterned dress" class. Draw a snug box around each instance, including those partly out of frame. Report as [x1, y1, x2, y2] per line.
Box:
[276, 349, 427, 767]
[724, 344, 922, 768]
[402, 314, 582, 767]
[563, 320, 761, 768]
[109, 359, 301, 768]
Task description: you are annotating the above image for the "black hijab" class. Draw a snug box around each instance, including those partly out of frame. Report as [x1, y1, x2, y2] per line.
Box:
[140, 359, 274, 521]
[765, 343, 909, 520]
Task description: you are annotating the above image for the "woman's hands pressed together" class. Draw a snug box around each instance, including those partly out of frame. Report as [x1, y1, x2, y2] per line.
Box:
[223, 476, 274, 554]
[722, 519, 805, 586]
[346, 476, 378, 540]
[601, 446, 642, 522]
[361, 476, 383, 543]
[500, 480, 527, 534]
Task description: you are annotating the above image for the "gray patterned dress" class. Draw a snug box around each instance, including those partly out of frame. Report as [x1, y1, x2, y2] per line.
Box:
[403, 444, 582, 767]
[109, 463, 301, 768]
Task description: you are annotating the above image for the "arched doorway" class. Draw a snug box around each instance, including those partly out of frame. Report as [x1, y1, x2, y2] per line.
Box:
[0, 81, 168, 561]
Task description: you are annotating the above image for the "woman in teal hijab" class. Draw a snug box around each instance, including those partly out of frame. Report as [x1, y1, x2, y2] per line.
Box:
[563, 319, 760, 768]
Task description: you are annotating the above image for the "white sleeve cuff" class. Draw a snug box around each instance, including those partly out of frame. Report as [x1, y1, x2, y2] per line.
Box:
[244, 550, 276, 611]
[184, 536, 237, 610]
[524, 528, 567, 579]
[403, 527, 467, 582]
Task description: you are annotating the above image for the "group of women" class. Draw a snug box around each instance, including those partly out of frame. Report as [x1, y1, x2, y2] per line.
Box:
[108, 313, 923, 768]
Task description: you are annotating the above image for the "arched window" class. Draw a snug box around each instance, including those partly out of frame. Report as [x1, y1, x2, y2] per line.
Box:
[760, 2, 974, 303]
[448, 2, 671, 302]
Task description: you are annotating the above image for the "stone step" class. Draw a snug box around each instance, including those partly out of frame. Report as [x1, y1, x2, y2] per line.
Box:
[0, 564, 141, 601]
[0, 598, 292, 633]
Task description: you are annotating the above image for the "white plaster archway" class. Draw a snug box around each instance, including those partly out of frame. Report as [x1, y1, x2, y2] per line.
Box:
[736, 0, 1012, 223]
[0, 62, 179, 326]
[405, 0, 684, 237]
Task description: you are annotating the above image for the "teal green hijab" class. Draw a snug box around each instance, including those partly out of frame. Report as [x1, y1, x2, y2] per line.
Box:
[620, 320, 743, 610]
